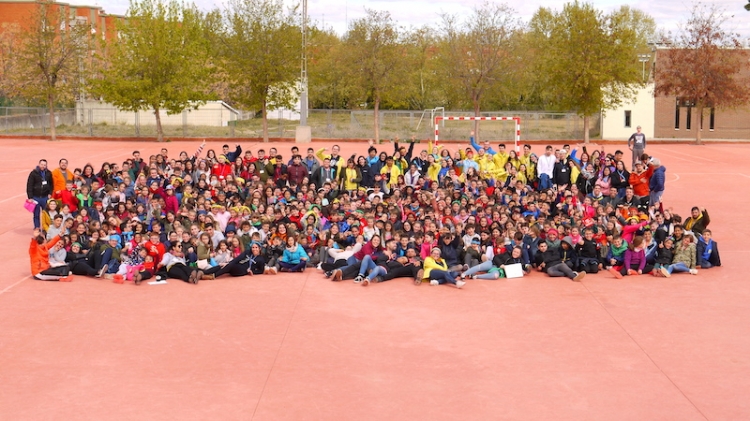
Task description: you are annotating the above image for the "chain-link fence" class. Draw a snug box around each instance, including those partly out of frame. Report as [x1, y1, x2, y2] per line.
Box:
[0, 107, 600, 140]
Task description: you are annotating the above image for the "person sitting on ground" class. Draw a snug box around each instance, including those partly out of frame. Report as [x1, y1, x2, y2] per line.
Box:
[278, 235, 308, 272]
[534, 241, 585, 282]
[684, 207, 710, 235]
[610, 235, 653, 278]
[158, 243, 203, 284]
[695, 229, 721, 269]
[423, 247, 465, 288]
[29, 229, 72, 281]
[576, 228, 600, 274]
[652, 237, 674, 277]
[660, 234, 698, 277]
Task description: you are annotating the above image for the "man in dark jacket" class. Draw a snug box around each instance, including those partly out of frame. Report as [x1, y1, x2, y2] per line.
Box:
[534, 241, 585, 281]
[26, 159, 53, 229]
[553, 151, 572, 189]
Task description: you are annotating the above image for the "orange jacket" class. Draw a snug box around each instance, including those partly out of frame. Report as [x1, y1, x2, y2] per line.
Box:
[629, 171, 650, 197]
[51, 168, 75, 195]
[29, 235, 60, 276]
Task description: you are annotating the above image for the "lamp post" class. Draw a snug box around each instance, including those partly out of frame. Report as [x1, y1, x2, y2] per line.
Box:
[638, 54, 651, 81]
[295, 0, 311, 143]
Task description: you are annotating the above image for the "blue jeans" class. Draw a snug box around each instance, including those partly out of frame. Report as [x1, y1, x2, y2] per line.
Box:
[539, 174, 552, 190]
[463, 261, 493, 277]
[358, 255, 378, 276]
[280, 261, 306, 272]
[366, 266, 388, 280]
[430, 269, 457, 285]
[666, 262, 690, 274]
[32, 197, 48, 229]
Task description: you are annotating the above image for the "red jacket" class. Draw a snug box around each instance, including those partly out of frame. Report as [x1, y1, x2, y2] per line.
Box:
[212, 163, 232, 180]
[54, 188, 78, 213]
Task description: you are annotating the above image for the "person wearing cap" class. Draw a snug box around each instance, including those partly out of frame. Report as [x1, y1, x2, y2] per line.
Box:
[89, 234, 121, 278]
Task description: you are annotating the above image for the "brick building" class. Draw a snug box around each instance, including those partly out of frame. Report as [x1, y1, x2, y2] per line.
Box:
[0, 0, 123, 42]
[602, 48, 750, 140]
[652, 48, 750, 140]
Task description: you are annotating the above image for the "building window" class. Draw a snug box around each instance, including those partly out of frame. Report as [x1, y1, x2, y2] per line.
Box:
[674, 101, 680, 129]
[710, 108, 715, 131]
[624, 110, 631, 128]
[686, 106, 692, 130]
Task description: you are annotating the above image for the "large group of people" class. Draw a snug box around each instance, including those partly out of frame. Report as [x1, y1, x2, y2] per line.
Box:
[25, 131, 721, 287]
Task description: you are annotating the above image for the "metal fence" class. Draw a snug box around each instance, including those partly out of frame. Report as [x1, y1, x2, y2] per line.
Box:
[0, 107, 600, 140]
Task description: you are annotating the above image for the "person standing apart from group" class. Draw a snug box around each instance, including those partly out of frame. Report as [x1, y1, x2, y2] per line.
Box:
[26, 159, 53, 229]
[628, 125, 647, 171]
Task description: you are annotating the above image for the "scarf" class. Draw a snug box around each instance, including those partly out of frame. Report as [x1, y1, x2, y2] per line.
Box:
[685, 213, 702, 231]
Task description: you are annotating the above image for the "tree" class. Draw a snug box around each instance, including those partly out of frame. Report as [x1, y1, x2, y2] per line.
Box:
[215, 0, 301, 142]
[402, 26, 443, 110]
[528, 1, 649, 143]
[438, 2, 521, 137]
[653, 3, 750, 144]
[341, 9, 405, 142]
[92, 0, 215, 142]
[0, 1, 91, 141]
[307, 27, 348, 109]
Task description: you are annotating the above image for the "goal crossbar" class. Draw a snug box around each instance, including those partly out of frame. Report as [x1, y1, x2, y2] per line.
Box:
[434, 116, 521, 152]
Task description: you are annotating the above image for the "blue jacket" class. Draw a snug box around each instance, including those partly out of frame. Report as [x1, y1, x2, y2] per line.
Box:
[649, 166, 666, 192]
[282, 244, 308, 264]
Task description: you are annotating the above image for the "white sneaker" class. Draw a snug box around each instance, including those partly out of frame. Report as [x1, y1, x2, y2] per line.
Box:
[660, 267, 671, 278]
[316, 263, 323, 271]
[455, 280, 466, 289]
[690, 269, 698, 275]
[429, 280, 439, 286]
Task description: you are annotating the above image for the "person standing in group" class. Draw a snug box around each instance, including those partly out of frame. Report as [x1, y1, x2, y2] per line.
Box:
[628, 126, 647, 171]
[26, 159, 53, 229]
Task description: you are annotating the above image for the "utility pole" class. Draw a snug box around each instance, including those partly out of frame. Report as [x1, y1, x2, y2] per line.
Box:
[300, 0, 308, 126]
[295, 0, 311, 143]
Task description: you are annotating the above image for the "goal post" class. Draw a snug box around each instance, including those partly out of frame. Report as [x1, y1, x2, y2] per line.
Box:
[434, 116, 521, 152]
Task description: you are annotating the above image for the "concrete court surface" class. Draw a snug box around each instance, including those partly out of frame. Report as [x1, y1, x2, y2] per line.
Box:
[0, 138, 748, 421]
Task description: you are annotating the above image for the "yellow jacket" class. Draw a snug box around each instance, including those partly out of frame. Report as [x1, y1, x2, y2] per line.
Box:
[426, 162, 441, 182]
[493, 152, 509, 169]
[380, 165, 402, 188]
[423, 256, 448, 279]
[315, 148, 345, 173]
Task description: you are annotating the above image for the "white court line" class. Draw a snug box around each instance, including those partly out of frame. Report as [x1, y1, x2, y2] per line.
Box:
[0, 275, 31, 296]
[665, 149, 719, 163]
[0, 192, 25, 204]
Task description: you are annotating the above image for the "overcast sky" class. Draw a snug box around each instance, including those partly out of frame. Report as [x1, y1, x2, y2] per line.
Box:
[79, 0, 750, 38]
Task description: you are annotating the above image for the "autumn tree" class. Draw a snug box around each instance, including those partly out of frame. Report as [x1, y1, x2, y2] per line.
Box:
[438, 2, 521, 137]
[402, 26, 443, 110]
[307, 27, 349, 109]
[92, 0, 215, 142]
[653, 3, 750, 144]
[341, 9, 405, 142]
[528, 1, 650, 143]
[214, 0, 301, 142]
[1, 0, 91, 140]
